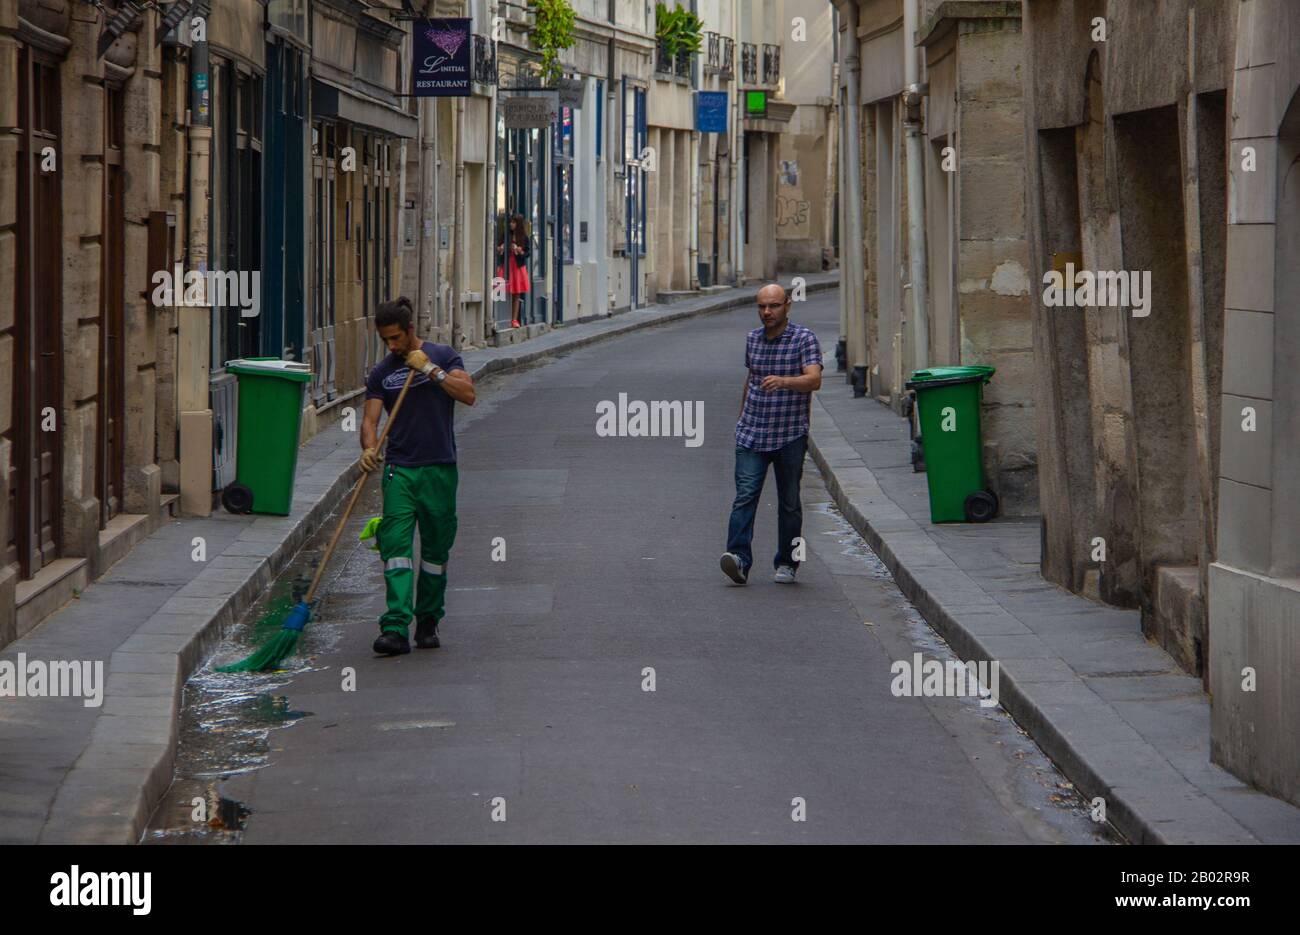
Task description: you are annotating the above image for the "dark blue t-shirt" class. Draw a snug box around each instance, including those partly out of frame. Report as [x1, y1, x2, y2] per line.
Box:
[364, 341, 465, 466]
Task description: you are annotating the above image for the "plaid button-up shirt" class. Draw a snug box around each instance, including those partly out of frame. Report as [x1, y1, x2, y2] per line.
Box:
[735, 322, 823, 451]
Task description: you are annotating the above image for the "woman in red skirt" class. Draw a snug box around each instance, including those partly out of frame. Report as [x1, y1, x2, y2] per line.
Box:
[496, 213, 531, 328]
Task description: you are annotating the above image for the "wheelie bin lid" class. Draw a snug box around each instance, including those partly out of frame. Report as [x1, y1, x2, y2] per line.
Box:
[905, 365, 995, 390]
[226, 357, 313, 382]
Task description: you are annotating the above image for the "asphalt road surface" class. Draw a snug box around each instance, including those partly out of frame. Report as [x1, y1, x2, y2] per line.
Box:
[149, 290, 1109, 844]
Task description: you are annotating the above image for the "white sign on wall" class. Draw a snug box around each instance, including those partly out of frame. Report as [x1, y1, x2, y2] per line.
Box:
[503, 93, 559, 128]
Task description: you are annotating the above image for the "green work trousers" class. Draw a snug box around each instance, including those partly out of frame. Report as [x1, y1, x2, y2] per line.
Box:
[377, 463, 459, 636]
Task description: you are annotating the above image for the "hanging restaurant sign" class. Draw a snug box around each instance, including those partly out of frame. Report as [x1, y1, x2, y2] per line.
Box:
[412, 18, 472, 97]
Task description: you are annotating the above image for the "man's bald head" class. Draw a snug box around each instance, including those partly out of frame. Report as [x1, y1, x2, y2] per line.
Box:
[755, 282, 791, 332]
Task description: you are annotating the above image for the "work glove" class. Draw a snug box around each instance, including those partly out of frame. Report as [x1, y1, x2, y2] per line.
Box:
[405, 348, 431, 373]
[358, 516, 383, 551]
[360, 447, 382, 472]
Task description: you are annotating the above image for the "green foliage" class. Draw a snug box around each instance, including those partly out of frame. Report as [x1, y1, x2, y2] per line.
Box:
[529, 0, 577, 86]
[655, 2, 704, 59]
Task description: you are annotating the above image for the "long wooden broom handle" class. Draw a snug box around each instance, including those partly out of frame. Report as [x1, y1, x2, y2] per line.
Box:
[303, 367, 418, 603]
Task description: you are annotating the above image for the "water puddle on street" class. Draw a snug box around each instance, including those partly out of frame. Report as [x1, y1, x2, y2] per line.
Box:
[142, 678, 312, 844]
[144, 563, 328, 844]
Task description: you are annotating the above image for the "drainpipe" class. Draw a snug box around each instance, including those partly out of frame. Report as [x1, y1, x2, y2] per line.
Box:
[1182, 5, 1215, 687]
[395, 23, 411, 306]
[690, 123, 700, 289]
[836, 80, 847, 371]
[825, 55, 839, 272]
[902, 0, 929, 372]
[419, 0, 440, 337]
[832, 0, 865, 395]
[180, 11, 213, 516]
[485, 6, 498, 342]
[452, 94, 466, 346]
[418, 93, 436, 335]
[733, 0, 743, 283]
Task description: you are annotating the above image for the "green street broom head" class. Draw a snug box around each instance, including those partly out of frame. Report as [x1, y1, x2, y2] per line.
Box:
[216, 597, 312, 673]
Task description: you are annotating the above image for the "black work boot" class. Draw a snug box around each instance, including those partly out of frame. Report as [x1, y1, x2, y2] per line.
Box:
[415, 616, 441, 649]
[373, 630, 411, 656]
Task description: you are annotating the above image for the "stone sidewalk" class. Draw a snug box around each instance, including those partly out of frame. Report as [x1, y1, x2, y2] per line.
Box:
[0, 273, 837, 844]
[804, 339, 1300, 844]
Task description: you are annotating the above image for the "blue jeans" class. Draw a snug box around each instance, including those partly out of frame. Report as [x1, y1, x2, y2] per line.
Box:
[725, 435, 807, 574]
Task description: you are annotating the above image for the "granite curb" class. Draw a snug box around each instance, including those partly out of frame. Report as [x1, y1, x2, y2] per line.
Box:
[806, 393, 1262, 845]
[35, 273, 838, 844]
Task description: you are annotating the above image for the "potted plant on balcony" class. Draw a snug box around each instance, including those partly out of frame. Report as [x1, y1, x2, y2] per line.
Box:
[529, 0, 576, 86]
[655, 2, 703, 77]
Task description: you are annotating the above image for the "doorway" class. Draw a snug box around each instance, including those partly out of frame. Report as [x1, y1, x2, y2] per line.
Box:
[622, 80, 646, 308]
[553, 105, 574, 323]
[497, 119, 548, 328]
[99, 84, 126, 525]
[10, 47, 64, 578]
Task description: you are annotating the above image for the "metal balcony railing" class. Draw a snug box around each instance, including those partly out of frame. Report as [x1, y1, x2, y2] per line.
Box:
[741, 42, 758, 84]
[762, 43, 781, 84]
[655, 39, 692, 78]
[473, 34, 497, 84]
[705, 32, 734, 77]
[654, 39, 674, 76]
[512, 67, 544, 90]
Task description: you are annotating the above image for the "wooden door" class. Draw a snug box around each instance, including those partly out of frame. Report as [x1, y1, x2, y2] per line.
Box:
[10, 48, 63, 577]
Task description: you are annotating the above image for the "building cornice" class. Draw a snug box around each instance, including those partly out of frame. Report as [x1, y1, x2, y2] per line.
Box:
[17, 16, 72, 56]
[358, 10, 405, 46]
[917, 1, 1020, 48]
[857, 14, 902, 43]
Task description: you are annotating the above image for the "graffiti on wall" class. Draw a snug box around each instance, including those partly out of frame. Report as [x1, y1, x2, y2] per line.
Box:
[777, 196, 810, 230]
[777, 160, 810, 237]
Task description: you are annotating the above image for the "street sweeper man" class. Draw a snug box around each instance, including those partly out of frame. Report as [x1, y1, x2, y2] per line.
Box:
[361, 296, 476, 656]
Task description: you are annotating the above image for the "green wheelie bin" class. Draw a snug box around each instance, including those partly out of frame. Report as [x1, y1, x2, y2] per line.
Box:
[221, 358, 312, 516]
[905, 365, 998, 524]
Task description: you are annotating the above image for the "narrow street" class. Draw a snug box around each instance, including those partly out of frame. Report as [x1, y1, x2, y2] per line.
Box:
[148, 290, 1108, 845]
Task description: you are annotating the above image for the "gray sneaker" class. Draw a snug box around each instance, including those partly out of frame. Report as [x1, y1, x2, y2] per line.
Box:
[720, 552, 748, 584]
[774, 565, 797, 584]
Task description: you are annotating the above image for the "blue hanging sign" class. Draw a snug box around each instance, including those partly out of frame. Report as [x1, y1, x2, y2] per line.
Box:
[412, 18, 472, 97]
[696, 91, 728, 133]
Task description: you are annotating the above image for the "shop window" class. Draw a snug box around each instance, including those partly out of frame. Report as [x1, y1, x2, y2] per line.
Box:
[622, 82, 647, 256]
[556, 106, 574, 264]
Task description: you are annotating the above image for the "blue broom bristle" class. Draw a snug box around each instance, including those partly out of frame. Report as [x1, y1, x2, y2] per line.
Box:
[216, 601, 313, 672]
[281, 602, 311, 632]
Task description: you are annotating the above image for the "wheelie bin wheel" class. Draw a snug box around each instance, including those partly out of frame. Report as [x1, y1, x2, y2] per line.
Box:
[222, 482, 254, 515]
[963, 490, 998, 523]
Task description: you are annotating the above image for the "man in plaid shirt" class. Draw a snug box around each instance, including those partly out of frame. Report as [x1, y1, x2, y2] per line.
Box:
[721, 283, 823, 585]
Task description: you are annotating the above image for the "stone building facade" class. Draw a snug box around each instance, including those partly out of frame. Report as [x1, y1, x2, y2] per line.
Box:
[777, 0, 837, 276]
[0, 0, 180, 646]
[831, 0, 1298, 811]
[647, 10, 697, 300]
[919, 1, 1036, 513]
[1021, 0, 1232, 677]
[298, 0, 412, 429]
[1208, 0, 1300, 808]
[1021, 0, 1300, 806]
[835, 0, 1036, 513]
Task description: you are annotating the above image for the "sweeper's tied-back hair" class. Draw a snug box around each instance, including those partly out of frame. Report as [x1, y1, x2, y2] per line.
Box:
[376, 296, 415, 332]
